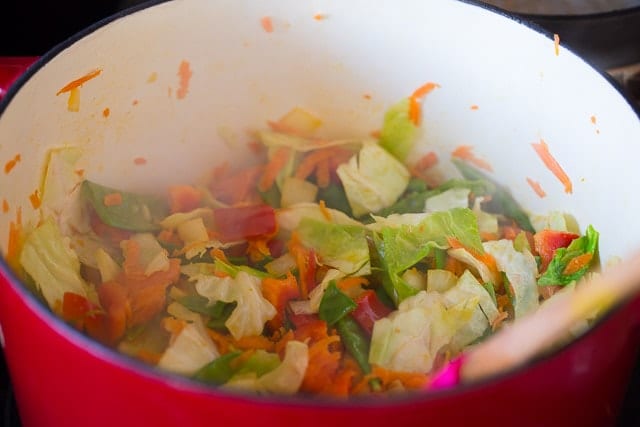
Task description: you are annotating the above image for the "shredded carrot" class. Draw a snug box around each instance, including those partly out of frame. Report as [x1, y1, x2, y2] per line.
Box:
[147, 72, 158, 83]
[444, 255, 467, 277]
[363, 93, 372, 100]
[451, 145, 493, 172]
[29, 189, 41, 209]
[337, 276, 369, 292]
[410, 151, 439, 175]
[246, 237, 272, 263]
[470, 105, 479, 110]
[370, 130, 381, 139]
[262, 272, 300, 330]
[102, 108, 110, 118]
[408, 82, 440, 126]
[103, 192, 123, 207]
[300, 334, 350, 396]
[56, 69, 102, 95]
[563, 253, 593, 275]
[136, 349, 163, 365]
[274, 329, 295, 356]
[480, 231, 499, 241]
[447, 236, 499, 283]
[176, 60, 192, 100]
[288, 232, 315, 299]
[210, 247, 230, 263]
[168, 185, 202, 213]
[232, 335, 276, 352]
[162, 316, 187, 337]
[318, 200, 332, 222]
[526, 177, 547, 198]
[590, 115, 597, 125]
[295, 147, 353, 184]
[132, 99, 139, 106]
[210, 163, 264, 205]
[261, 16, 274, 33]
[4, 154, 21, 174]
[2, 199, 8, 213]
[313, 13, 326, 21]
[258, 147, 291, 191]
[74, 169, 85, 178]
[553, 34, 560, 56]
[531, 139, 573, 194]
[206, 328, 233, 354]
[491, 311, 509, 331]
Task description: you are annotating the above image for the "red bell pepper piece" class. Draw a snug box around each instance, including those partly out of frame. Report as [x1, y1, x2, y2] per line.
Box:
[533, 229, 580, 271]
[351, 290, 393, 336]
[213, 204, 277, 242]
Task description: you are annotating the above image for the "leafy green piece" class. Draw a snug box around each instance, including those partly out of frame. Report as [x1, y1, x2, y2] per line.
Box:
[176, 293, 237, 330]
[318, 281, 357, 326]
[452, 159, 534, 232]
[336, 143, 410, 217]
[82, 180, 168, 231]
[193, 351, 242, 384]
[317, 183, 353, 217]
[378, 98, 417, 161]
[336, 317, 371, 374]
[538, 225, 599, 286]
[484, 239, 539, 318]
[235, 350, 281, 377]
[483, 282, 497, 306]
[19, 218, 89, 309]
[259, 185, 281, 208]
[297, 217, 370, 275]
[373, 178, 494, 217]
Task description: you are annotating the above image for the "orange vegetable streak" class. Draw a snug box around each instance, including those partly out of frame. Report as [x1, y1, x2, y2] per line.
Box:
[6, 208, 23, 271]
[470, 105, 479, 110]
[168, 185, 202, 213]
[2, 199, 9, 213]
[590, 115, 597, 125]
[261, 16, 274, 33]
[258, 147, 292, 191]
[134, 157, 147, 165]
[563, 253, 593, 275]
[318, 200, 332, 222]
[526, 177, 547, 198]
[103, 192, 123, 207]
[56, 69, 102, 95]
[451, 145, 493, 172]
[176, 60, 192, 100]
[29, 189, 41, 209]
[553, 34, 560, 56]
[313, 13, 326, 21]
[531, 139, 573, 194]
[102, 108, 110, 118]
[410, 151, 439, 176]
[262, 272, 300, 330]
[408, 82, 440, 126]
[4, 154, 21, 174]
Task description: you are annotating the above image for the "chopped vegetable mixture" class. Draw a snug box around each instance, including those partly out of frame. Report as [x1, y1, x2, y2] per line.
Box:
[9, 93, 599, 398]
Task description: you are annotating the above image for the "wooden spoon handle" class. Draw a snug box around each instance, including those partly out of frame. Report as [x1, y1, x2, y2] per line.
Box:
[461, 251, 640, 383]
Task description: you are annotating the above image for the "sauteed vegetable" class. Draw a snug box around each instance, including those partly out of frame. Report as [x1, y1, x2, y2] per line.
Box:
[9, 95, 599, 398]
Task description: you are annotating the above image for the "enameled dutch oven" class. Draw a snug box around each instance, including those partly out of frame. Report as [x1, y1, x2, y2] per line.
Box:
[1, 1, 640, 426]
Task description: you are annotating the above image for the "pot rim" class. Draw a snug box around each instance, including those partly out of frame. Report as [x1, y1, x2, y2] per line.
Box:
[0, 0, 639, 408]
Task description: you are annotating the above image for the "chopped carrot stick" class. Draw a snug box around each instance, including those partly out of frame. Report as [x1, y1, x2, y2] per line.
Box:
[408, 82, 440, 126]
[258, 147, 291, 191]
[531, 139, 573, 194]
[103, 192, 123, 207]
[206, 328, 233, 354]
[451, 145, 493, 172]
[261, 16, 274, 33]
[563, 253, 593, 275]
[56, 69, 102, 95]
[526, 177, 547, 198]
[337, 276, 369, 292]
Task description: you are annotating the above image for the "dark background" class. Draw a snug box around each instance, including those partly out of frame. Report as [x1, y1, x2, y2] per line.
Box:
[0, 1, 639, 426]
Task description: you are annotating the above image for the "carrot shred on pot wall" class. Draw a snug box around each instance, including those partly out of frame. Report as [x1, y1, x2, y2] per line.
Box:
[531, 139, 573, 194]
[168, 185, 202, 213]
[451, 145, 493, 172]
[295, 146, 352, 183]
[408, 82, 440, 126]
[56, 69, 102, 95]
[29, 190, 41, 209]
[526, 177, 547, 198]
[261, 16, 274, 33]
[6, 208, 23, 272]
[176, 60, 192, 100]
[262, 272, 300, 330]
[2, 199, 8, 213]
[4, 154, 21, 174]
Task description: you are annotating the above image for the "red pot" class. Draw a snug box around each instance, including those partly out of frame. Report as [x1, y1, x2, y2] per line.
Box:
[1, 1, 639, 426]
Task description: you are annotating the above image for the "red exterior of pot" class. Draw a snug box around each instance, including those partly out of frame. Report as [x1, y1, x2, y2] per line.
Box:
[0, 268, 639, 427]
